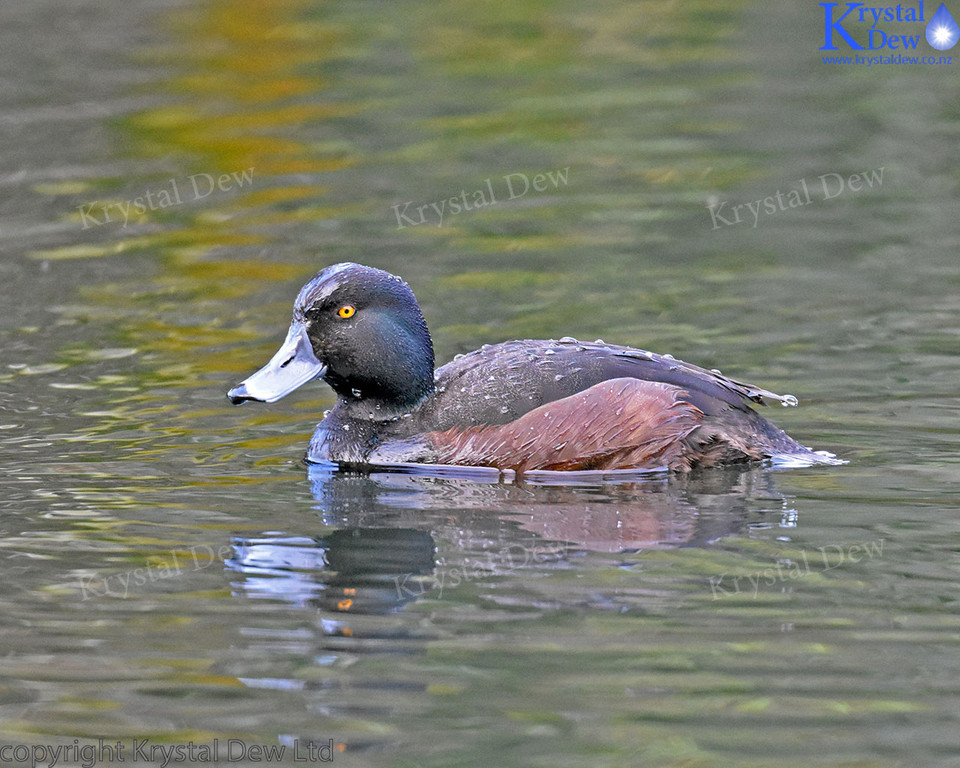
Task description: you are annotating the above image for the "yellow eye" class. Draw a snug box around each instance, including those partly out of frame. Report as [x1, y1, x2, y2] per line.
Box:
[337, 305, 356, 319]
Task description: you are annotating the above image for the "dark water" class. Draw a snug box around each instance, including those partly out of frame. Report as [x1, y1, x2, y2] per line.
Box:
[1, 0, 958, 766]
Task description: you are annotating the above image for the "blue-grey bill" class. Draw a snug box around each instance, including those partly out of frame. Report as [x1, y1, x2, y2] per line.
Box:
[227, 323, 326, 404]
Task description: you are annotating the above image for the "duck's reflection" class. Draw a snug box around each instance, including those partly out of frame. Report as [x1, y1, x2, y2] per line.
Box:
[229, 528, 437, 614]
[227, 463, 798, 616]
[225, 464, 801, 753]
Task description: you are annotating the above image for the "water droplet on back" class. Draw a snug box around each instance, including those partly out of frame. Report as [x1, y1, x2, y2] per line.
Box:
[559, 336, 577, 343]
[351, 388, 362, 398]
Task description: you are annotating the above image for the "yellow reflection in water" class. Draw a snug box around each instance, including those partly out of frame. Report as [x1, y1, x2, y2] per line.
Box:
[132, 0, 355, 177]
[31, 0, 356, 463]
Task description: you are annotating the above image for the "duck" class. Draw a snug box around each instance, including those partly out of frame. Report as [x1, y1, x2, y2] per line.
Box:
[227, 262, 834, 473]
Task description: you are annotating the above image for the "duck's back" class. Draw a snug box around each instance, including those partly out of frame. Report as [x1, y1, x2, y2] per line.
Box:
[403, 339, 819, 472]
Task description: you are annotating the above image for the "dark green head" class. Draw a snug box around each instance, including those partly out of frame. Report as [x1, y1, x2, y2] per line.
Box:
[228, 263, 435, 411]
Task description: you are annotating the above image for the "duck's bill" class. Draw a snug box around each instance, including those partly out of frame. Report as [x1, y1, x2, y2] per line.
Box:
[227, 323, 326, 405]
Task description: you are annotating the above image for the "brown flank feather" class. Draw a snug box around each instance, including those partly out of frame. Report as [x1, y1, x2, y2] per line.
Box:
[427, 378, 707, 472]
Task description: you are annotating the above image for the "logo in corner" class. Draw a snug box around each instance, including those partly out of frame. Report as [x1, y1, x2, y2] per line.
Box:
[926, 3, 960, 48]
[819, 2, 958, 52]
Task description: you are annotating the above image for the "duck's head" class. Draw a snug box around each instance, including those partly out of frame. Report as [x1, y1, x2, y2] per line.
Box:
[228, 263, 435, 411]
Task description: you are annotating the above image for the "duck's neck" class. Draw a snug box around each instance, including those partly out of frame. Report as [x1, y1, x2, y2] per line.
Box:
[332, 384, 434, 423]
[324, 319, 436, 419]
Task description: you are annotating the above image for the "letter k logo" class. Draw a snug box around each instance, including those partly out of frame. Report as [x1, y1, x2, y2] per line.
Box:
[820, 2, 865, 50]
